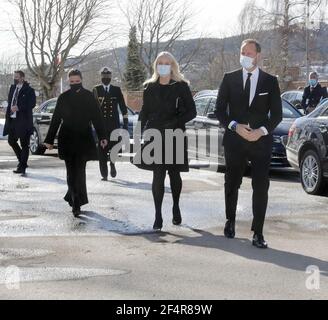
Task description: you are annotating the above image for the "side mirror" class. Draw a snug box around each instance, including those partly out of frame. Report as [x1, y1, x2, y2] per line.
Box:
[207, 112, 217, 119]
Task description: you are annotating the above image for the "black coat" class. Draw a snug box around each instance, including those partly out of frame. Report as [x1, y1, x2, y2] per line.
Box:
[301, 84, 328, 111]
[136, 80, 197, 171]
[44, 88, 107, 161]
[215, 68, 282, 140]
[3, 82, 36, 138]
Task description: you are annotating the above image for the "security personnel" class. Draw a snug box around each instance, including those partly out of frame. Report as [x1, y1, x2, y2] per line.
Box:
[301, 72, 328, 114]
[93, 67, 129, 180]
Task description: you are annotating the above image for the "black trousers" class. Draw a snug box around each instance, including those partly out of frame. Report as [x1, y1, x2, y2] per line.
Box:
[224, 132, 273, 235]
[98, 139, 119, 178]
[8, 124, 30, 170]
[64, 155, 88, 209]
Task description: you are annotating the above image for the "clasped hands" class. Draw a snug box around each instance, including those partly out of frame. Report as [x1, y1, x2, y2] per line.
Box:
[236, 124, 264, 142]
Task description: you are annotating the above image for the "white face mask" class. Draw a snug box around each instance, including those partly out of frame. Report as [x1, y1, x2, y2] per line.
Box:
[157, 64, 171, 77]
[240, 55, 255, 70]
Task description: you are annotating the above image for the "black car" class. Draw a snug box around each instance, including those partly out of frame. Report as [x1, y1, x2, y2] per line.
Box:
[30, 98, 138, 155]
[286, 99, 328, 195]
[186, 90, 303, 167]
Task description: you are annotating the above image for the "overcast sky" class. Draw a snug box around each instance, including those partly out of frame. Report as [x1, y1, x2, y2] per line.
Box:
[0, 0, 257, 60]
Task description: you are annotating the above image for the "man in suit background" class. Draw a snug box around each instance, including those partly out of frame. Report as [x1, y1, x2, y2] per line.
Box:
[93, 67, 129, 181]
[301, 71, 327, 114]
[3, 70, 36, 176]
[215, 39, 282, 248]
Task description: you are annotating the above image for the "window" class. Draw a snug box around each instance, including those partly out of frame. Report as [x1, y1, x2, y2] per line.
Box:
[195, 97, 210, 116]
[207, 98, 217, 114]
[282, 100, 302, 119]
[43, 100, 56, 114]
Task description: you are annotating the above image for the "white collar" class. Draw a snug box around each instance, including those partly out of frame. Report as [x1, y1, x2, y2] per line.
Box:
[103, 84, 111, 90]
[243, 67, 259, 77]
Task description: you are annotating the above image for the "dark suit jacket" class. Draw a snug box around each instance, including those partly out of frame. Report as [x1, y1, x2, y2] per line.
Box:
[301, 84, 328, 111]
[3, 82, 36, 138]
[215, 68, 282, 137]
[93, 84, 128, 131]
[44, 88, 107, 161]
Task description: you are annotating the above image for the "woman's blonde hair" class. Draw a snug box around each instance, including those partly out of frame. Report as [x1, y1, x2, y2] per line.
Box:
[144, 51, 189, 85]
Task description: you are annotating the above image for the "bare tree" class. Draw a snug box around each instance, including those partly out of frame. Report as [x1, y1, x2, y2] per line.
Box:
[120, 0, 202, 75]
[9, 0, 112, 99]
[238, 0, 327, 90]
[0, 54, 25, 101]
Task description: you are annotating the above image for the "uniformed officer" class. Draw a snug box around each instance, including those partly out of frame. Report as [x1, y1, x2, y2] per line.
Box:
[301, 72, 328, 114]
[93, 67, 129, 181]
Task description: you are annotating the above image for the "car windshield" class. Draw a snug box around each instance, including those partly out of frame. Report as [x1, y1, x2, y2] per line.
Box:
[282, 100, 302, 118]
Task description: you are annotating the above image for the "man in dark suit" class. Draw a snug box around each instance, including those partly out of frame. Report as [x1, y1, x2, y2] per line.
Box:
[3, 70, 36, 176]
[301, 72, 327, 114]
[215, 39, 282, 248]
[93, 67, 129, 181]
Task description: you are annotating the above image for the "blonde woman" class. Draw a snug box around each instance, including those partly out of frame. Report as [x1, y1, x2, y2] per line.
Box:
[136, 51, 196, 230]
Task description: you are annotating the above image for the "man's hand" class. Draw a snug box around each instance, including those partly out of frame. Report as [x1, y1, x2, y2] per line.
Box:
[247, 128, 265, 142]
[236, 124, 252, 140]
[11, 106, 19, 113]
[100, 139, 108, 149]
[44, 143, 54, 150]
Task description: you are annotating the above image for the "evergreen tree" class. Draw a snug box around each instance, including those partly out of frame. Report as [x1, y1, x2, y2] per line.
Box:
[124, 26, 146, 91]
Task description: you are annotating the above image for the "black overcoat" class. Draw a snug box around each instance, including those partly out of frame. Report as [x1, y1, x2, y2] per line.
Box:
[3, 82, 36, 138]
[44, 88, 107, 161]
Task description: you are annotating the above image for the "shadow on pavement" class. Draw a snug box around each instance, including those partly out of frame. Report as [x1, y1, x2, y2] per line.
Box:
[139, 228, 328, 277]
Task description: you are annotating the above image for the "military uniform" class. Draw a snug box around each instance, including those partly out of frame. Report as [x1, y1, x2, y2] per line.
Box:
[93, 83, 129, 179]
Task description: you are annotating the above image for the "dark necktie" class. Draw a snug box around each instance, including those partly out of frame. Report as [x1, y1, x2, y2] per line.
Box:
[105, 86, 109, 94]
[244, 73, 252, 107]
[12, 87, 20, 106]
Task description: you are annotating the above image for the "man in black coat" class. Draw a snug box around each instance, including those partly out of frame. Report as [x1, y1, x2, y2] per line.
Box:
[215, 39, 282, 248]
[3, 70, 36, 176]
[44, 69, 108, 217]
[93, 67, 129, 181]
[301, 72, 327, 114]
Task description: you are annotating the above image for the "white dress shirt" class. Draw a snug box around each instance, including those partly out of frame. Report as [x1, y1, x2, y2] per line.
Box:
[228, 67, 268, 136]
[103, 84, 111, 93]
[10, 84, 22, 119]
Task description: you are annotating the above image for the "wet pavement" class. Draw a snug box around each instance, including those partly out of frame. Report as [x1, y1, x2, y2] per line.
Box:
[0, 140, 327, 299]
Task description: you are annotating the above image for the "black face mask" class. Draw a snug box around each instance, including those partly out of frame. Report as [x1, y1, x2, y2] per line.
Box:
[14, 79, 20, 85]
[70, 83, 82, 92]
[102, 78, 111, 86]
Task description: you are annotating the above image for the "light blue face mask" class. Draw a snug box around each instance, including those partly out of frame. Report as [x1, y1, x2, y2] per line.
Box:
[309, 79, 318, 87]
[157, 64, 171, 77]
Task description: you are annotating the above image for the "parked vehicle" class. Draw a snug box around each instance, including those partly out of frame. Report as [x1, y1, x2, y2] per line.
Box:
[286, 99, 328, 195]
[30, 98, 139, 155]
[186, 90, 303, 167]
[281, 90, 304, 111]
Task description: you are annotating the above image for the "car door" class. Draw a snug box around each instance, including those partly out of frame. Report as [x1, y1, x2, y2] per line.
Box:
[187, 96, 211, 160]
[37, 100, 56, 142]
[203, 97, 225, 164]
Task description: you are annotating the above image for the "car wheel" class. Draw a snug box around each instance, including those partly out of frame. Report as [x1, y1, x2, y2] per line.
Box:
[300, 150, 325, 195]
[30, 128, 46, 155]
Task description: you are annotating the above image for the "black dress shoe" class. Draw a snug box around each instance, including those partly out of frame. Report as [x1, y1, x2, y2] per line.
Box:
[13, 168, 25, 174]
[153, 217, 163, 231]
[101, 176, 108, 181]
[110, 163, 117, 178]
[224, 220, 235, 239]
[252, 233, 268, 249]
[172, 205, 182, 225]
[72, 207, 81, 217]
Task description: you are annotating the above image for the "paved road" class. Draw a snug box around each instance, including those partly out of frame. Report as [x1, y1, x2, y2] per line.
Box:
[0, 140, 327, 299]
